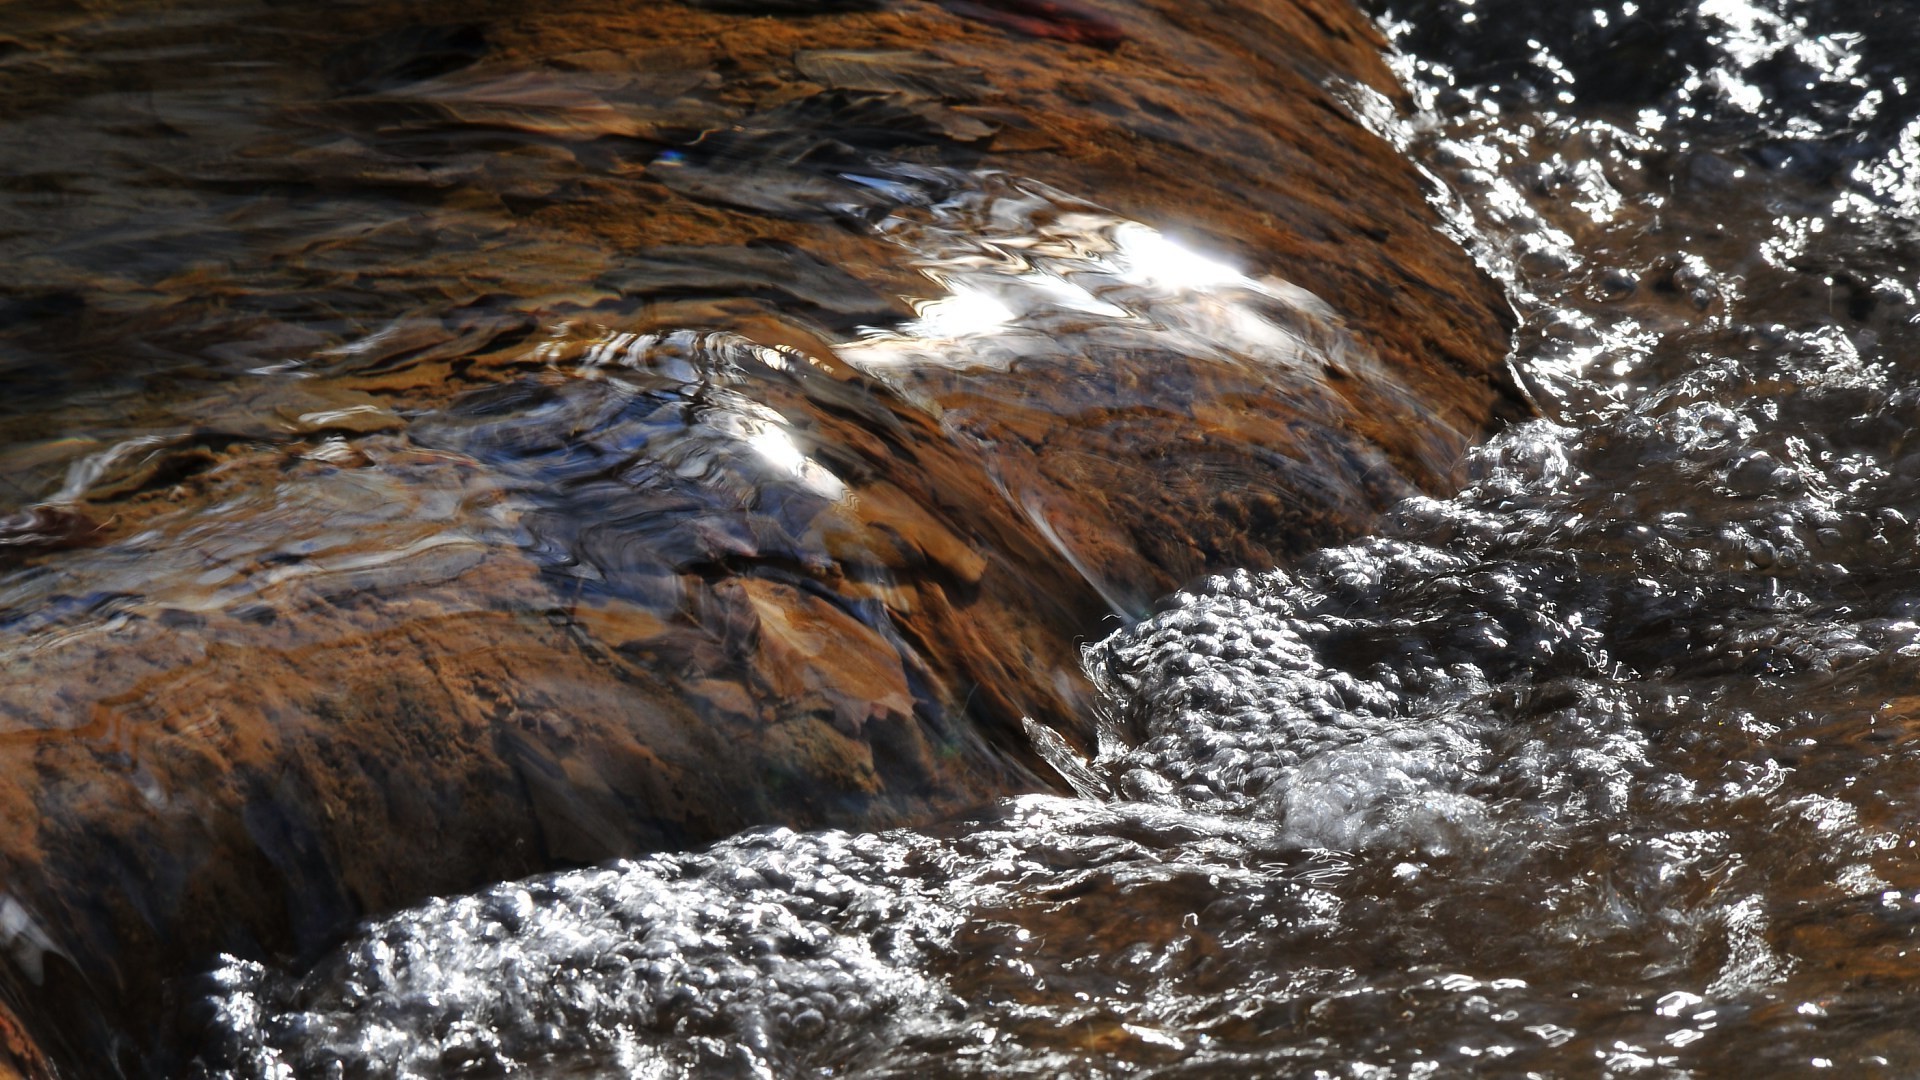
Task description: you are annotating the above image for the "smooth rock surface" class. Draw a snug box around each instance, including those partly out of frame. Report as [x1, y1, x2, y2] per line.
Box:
[0, 0, 1520, 1073]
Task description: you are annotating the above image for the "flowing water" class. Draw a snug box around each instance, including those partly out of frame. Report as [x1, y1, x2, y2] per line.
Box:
[9, 0, 1920, 1075]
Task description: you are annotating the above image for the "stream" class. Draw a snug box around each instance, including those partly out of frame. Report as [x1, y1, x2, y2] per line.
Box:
[8, 0, 1920, 1076]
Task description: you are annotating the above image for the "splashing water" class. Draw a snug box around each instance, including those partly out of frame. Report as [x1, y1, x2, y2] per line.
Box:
[196, 0, 1920, 1076]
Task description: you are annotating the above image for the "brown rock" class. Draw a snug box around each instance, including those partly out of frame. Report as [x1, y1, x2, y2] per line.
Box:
[0, 0, 1524, 1072]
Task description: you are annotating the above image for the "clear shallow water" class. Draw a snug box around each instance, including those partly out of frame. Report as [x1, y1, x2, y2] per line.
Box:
[193, 0, 1920, 1077]
[5, 1, 1523, 1070]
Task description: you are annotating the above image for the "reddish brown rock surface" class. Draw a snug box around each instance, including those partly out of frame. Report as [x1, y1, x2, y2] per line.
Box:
[0, 0, 1521, 1073]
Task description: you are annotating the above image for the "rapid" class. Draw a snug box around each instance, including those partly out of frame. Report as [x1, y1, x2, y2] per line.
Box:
[193, 0, 1920, 1076]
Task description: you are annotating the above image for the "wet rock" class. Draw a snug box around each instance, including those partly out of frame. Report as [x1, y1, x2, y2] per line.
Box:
[795, 49, 990, 100]
[596, 242, 909, 331]
[171, 0, 1920, 1075]
[0, 507, 99, 560]
[322, 23, 491, 95]
[0, 0, 1521, 1074]
[938, 0, 1128, 48]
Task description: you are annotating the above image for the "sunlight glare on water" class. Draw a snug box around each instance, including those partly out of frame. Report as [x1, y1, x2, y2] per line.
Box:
[194, 0, 1920, 1076]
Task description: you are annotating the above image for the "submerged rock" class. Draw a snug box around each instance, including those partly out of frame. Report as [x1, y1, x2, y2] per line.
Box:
[0, 0, 1520, 1073]
[179, 0, 1920, 1075]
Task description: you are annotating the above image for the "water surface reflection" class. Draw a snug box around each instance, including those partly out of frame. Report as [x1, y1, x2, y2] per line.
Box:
[2, 0, 1521, 1071]
[198, 0, 1920, 1077]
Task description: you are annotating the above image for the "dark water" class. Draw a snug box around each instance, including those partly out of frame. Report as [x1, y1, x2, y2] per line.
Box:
[11, 0, 1920, 1075]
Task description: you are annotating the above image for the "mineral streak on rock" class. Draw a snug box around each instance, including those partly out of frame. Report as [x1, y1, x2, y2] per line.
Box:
[0, 0, 1520, 1073]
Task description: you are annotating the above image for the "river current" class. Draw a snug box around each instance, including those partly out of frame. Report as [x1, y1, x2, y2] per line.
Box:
[171, 0, 1920, 1076]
